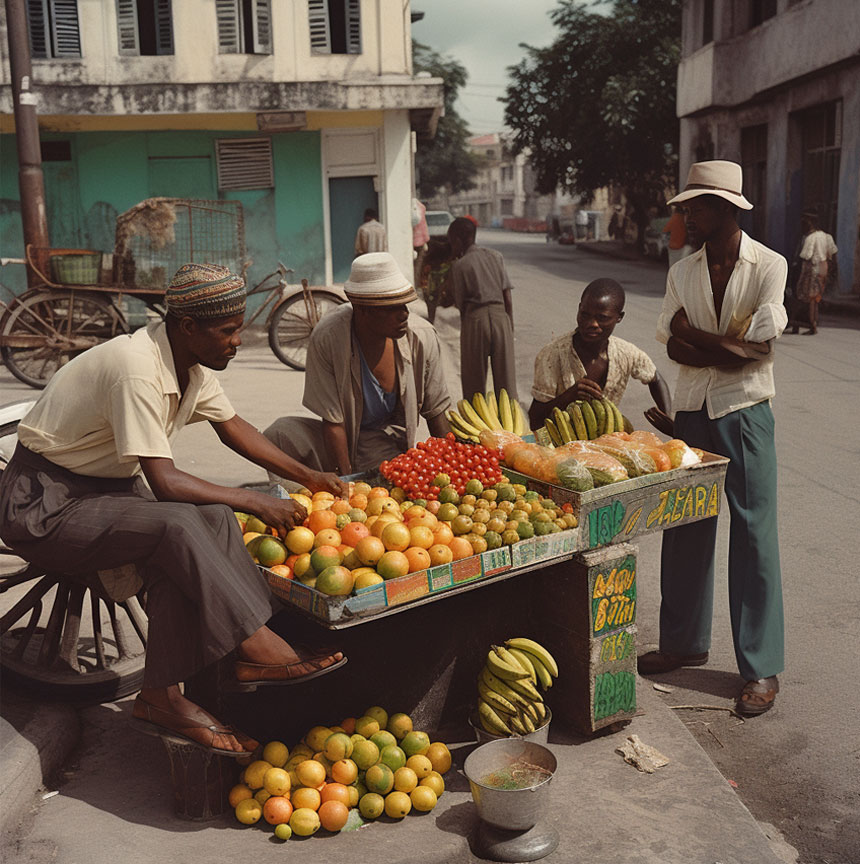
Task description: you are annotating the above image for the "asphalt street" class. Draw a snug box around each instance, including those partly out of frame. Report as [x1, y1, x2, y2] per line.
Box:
[0, 230, 858, 863]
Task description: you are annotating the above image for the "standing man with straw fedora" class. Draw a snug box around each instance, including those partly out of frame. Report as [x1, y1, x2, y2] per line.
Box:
[265, 252, 452, 477]
[638, 161, 788, 717]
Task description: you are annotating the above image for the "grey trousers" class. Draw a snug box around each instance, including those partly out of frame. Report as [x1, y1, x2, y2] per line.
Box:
[0, 445, 274, 688]
[460, 304, 517, 401]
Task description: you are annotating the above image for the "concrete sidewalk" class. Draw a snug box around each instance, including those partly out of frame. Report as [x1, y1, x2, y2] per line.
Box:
[0, 680, 790, 864]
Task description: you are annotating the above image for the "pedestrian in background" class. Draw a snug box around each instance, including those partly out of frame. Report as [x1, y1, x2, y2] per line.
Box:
[354, 208, 388, 256]
[447, 217, 517, 400]
[790, 210, 837, 335]
[640, 160, 787, 717]
[663, 206, 693, 267]
[412, 198, 430, 287]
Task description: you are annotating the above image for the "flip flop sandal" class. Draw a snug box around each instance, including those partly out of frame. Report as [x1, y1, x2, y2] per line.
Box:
[130, 697, 252, 757]
[737, 677, 779, 716]
[233, 653, 348, 689]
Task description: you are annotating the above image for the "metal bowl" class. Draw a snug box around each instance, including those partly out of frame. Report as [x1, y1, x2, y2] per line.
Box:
[463, 738, 557, 831]
[468, 707, 552, 745]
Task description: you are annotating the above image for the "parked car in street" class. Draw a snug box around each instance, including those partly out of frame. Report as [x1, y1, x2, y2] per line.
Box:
[425, 210, 455, 237]
[644, 216, 670, 261]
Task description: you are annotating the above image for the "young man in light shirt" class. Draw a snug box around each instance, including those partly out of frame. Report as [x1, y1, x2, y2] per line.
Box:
[638, 161, 787, 716]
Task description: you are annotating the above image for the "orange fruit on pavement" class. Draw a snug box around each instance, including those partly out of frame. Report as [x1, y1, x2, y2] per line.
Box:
[401, 730, 431, 757]
[428, 544, 453, 566]
[228, 784, 253, 808]
[323, 732, 354, 761]
[387, 713, 413, 741]
[263, 795, 293, 825]
[320, 782, 351, 806]
[291, 786, 321, 811]
[264, 767, 292, 796]
[381, 521, 411, 552]
[406, 754, 433, 779]
[262, 741, 289, 767]
[316, 566, 354, 596]
[354, 716, 380, 739]
[421, 771, 445, 797]
[449, 537, 473, 560]
[365, 705, 389, 727]
[432, 523, 454, 545]
[376, 551, 409, 580]
[340, 717, 356, 735]
[365, 763, 395, 795]
[426, 742, 452, 774]
[289, 807, 320, 836]
[410, 786, 437, 812]
[331, 758, 358, 785]
[355, 536, 385, 566]
[285, 526, 315, 555]
[393, 766, 418, 793]
[351, 738, 380, 769]
[296, 758, 327, 788]
[234, 797, 262, 824]
[404, 547, 431, 573]
[318, 799, 349, 832]
[341, 521, 370, 547]
[359, 792, 385, 819]
[313, 528, 342, 548]
[254, 789, 271, 805]
[243, 760, 273, 790]
[347, 785, 360, 808]
[310, 545, 341, 573]
[384, 790, 412, 818]
[408, 525, 435, 549]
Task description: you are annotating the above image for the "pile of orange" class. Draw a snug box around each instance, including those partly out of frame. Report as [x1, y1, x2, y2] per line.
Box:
[230, 706, 451, 841]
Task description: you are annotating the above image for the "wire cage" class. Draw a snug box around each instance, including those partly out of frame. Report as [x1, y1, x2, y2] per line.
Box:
[113, 198, 247, 290]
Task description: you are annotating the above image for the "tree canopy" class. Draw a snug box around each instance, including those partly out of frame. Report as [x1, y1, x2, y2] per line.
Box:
[503, 0, 681, 233]
[413, 41, 478, 200]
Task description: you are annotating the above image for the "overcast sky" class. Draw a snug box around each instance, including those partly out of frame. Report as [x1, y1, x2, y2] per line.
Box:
[413, 0, 563, 135]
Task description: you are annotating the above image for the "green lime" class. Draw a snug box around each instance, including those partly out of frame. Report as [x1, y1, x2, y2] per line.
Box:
[274, 823, 292, 840]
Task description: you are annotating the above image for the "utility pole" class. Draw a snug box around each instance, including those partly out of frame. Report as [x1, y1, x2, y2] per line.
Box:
[5, 0, 50, 286]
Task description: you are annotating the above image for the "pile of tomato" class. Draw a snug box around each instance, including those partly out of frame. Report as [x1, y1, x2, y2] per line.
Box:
[379, 434, 504, 499]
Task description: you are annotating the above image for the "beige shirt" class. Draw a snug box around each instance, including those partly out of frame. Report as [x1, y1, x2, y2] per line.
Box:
[17, 322, 235, 477]
[302, 304, 451, 465]
[354, 219, 388, 255]
[799, 230, 837, 264]
[656, 231, 787, 420]
[531, 333, 657, 405]
[450, 245, 513, 310]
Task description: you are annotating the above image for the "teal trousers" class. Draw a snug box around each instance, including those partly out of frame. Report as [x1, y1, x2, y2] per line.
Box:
[659, 401, 784, 681]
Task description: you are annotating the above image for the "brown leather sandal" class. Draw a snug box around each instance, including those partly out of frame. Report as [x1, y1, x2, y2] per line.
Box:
[130, 695, 254, 756]
[234, 652, 347, 687]
[737, 676, 779, 716]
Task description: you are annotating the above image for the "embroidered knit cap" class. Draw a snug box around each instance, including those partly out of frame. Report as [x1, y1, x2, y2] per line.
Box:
[165, 262, 246, 319]
[344, 252, 417, 306]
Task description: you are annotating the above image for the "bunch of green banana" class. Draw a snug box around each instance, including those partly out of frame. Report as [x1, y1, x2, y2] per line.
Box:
[476, 638, 559, 737]
[543, 396, 633, 445]
[447, 388, 527, 442]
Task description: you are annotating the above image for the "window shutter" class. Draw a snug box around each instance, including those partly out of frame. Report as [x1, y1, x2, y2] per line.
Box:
[252, 0, 272, 54]
[215, 0, 241, 53]
[115, 0, 140, 56]
[26, 0, 50, 58]
[155, 0, 174, 54]
[308, 0, 330, 54]
[49, 0, 82, 57]
[345, 0, 361, 54]
[216, 139, 274, 190]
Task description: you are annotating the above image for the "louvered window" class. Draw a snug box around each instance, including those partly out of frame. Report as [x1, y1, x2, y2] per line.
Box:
[309, 0, 361, 55]
[216, 0, 272, 54]
[216, 139, 274, 190]
[26, 0, 82, 58]
[116, 0, 174, 56]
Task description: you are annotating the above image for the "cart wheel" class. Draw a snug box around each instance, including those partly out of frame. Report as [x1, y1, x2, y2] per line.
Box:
[268, 291, 345, 371]
[0, 561, 147, 703]
[0, 290, 129, 389]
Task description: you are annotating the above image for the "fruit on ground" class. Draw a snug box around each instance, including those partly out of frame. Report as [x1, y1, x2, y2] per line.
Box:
[401, 730, 431, 757]
[291, 787, 321, 811]
[263, 795, 293, 825]
[331, 758, 358, 785]
[354, 715, 380, 738]
[296, 759, 326, 788]
[289, 807, 321, 837]
[379, 744, 406, 772]
[421, 771, 445, 797]
[274, 823, 292, 840]
[426, 742, 452, 774]
[243, 760, 273, 790]
[359, 792, 385, 820]
[393, 766, 418, 793]
[263, 767, 291, 796]
[365, 763, 395, 795]
[320, 782, 351, 806]
[384, 790, 412, 818]
[410, 785, 438, 812]
[351, 739, 380, 769]
[323, 732, 354, 761]
[234, 797, 262, 824]
[228, 784, 253, 808]
[254, 789, 271, 805]
[387, 712, 413, 741]
[318, 800, 349, 832]
[370, 729, 397, 751]
[406, 754, 433, 779]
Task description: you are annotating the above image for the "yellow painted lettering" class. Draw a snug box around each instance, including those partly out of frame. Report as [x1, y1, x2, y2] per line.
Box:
[695, 486, 707, 516]
[670, 487, 687, 522]
[594, 597, 608, 632]
[593, 571, 607, 599]
[646, 491, 670, 528]
[706, 482, 719, 517]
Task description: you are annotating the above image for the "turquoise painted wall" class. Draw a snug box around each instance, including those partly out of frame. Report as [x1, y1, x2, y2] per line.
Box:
[0, 129, 325, 307]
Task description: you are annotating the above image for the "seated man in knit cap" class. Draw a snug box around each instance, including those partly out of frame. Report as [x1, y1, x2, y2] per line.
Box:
[0, 263, 347, 756]
[265, 252, 452, 477]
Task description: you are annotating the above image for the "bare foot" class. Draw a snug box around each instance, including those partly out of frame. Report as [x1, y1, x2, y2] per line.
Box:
[137, 685, 253, 753]
[237, 625, 343, 667]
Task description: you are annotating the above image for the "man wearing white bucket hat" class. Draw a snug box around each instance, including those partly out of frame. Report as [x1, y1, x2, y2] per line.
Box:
[638, 161, 788, 717]
[264, 253, 452, 476]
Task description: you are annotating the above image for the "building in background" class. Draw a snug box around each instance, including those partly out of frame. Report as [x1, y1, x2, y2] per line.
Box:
[677, 0, 860, 294]
[0, 0, 442, 297]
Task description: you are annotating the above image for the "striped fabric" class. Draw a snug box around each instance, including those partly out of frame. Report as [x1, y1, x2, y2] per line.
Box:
[166, 262, 246, 320]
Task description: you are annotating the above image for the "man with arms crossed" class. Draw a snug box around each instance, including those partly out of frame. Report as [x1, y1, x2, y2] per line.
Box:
[638, 161, 787, 716]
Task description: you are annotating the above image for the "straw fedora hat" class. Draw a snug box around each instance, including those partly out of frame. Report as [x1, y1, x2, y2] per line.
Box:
[668, 160, 753, 210]
[344, 252, 418, 306]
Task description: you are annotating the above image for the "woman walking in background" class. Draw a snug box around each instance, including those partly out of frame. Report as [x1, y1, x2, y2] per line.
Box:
[791, 210, 837, 335]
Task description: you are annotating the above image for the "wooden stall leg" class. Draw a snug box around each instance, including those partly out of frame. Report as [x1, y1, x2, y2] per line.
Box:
[532, 543, 639, 735]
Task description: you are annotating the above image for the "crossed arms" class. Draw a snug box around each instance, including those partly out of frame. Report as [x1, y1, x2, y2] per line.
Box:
[666, 309, 773, 367]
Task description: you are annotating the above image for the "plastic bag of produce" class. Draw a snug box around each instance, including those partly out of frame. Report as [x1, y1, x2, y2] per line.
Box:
[480, 428, 524, 455]
[555, 457, 594, 492]
[556, 441, 628, 486]
[661, 439, 701, 469]
[628, 430, 664, 448]
[590, 439, 657, 478]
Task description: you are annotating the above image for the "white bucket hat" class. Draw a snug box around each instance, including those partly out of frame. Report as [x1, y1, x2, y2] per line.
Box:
[668, 160, 753, 210]
[344, 252, 418, 306]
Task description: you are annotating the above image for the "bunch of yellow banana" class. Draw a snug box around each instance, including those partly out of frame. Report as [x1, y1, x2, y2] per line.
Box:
[476, 637, 559, 736]
[447, 389, 527, 442]
[543, 396, 634, 446]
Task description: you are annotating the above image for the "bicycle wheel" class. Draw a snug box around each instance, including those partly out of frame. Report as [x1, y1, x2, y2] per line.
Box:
[268, 290, 345, 371]
[0, 290, 128, 389]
